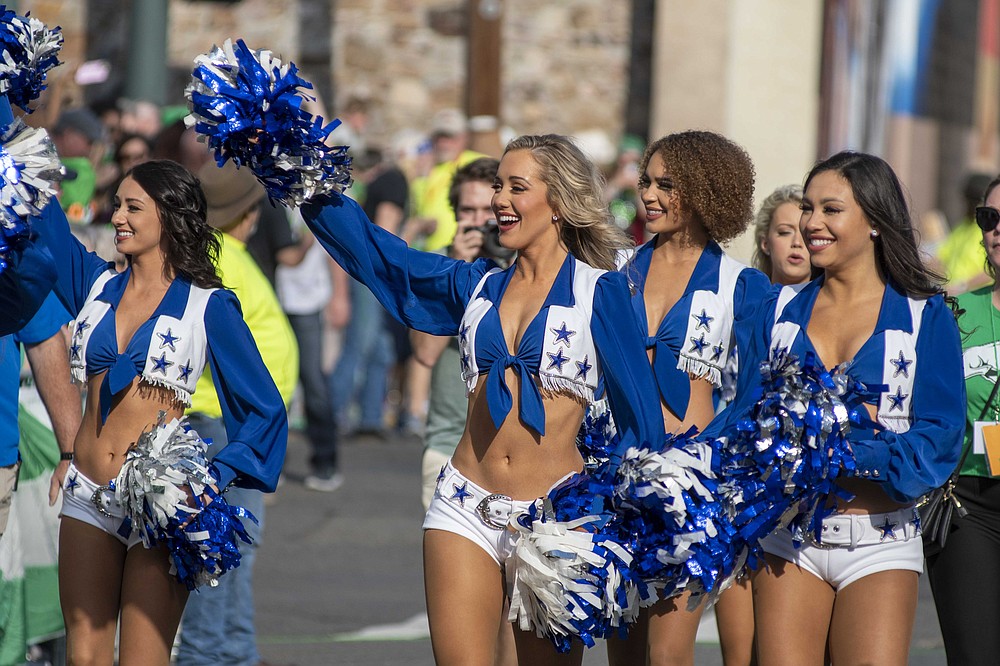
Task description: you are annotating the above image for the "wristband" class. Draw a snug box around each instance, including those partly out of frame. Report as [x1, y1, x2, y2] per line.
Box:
[60, 451, 74, 461]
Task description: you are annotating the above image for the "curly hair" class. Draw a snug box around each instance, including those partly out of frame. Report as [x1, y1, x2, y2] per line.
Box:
[638, 130, 755, 244]
[804, 151, 944, 298]
[125, 160, 223, 289]
[752, 184, 804, 276]
[503, 134, 632, 271]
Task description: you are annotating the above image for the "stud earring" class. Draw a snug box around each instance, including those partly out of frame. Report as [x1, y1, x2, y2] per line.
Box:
[870, 229, 879, 238]
[552, 214, 559, 221]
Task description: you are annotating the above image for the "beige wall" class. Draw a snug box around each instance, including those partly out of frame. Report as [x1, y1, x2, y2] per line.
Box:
[651, 0, 823, 263]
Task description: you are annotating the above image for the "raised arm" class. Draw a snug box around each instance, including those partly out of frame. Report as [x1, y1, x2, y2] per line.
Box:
[591, 271, 665, 460]
[34, 200, 114, 316]
[850, 296, 966, 502]
[301, 195, 491, 336]
[204, 290, 288, 492]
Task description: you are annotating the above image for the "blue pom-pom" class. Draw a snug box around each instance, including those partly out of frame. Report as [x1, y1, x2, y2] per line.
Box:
[185, 39, 352, 207]
[0, 117, 62, 275]
[0, 8, 62, 111]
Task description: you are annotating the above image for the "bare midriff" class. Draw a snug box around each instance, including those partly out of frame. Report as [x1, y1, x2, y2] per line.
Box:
[450, 366, 587, 501]
[73, 372, 185, 485]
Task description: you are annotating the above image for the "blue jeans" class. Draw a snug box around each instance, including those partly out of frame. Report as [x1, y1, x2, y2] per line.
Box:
[176, 414, 265, 666]
[287, 311, 339, 471]
[329, 279, 395, 430]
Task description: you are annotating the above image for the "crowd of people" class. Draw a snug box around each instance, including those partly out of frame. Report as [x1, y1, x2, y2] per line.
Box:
[2, 58, 999, 666]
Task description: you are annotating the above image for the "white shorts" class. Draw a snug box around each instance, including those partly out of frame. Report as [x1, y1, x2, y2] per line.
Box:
[422, 460, 532, 568]
[760, 507, 923, 590]
[59, 462, 142, 549]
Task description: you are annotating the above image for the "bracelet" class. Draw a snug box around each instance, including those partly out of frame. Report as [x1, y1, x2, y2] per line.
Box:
[60, 451, 74, 461]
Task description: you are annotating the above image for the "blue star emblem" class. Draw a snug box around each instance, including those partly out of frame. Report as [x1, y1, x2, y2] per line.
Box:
[74, 318, 90, 338]
[150, 352, 174, 375]
[66, 473, 79, 494]
[575, 355, 592, 382]
[70, 343, 81, 361]
[460, 352, 471, 371]
[889, 350, 912, 379]
[887, 386, 908, 412]
[693, 309, 714, 332]
[550, 322, 576, 347]
[547, 348, 570, 372]
[436, 466, 447, 483]
[157, 328, 180, 352]
[459, 323, 470, 344]
[710, 344, 725, 362]
[689, 333, 708, 357]
[771, 345, 790, 360]
[177, 360, 194, 383]
[877, 516, 898, 541]
[450, 481, 474, 506]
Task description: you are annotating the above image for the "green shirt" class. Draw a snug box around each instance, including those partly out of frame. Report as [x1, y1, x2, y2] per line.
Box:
[424, 339, 467, 457]
[957, 286, 1000, 476]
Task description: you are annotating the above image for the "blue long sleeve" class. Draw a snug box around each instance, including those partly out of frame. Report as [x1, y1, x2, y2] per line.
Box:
[301, 195, 493, 335]
[851, 296, 965, 502]
[0, 233, 57, 336]
[731, 268, 771, 371]
[34, 200, 113, 317]
[592, 272, 664, 458]
[204, 290, 288, 492]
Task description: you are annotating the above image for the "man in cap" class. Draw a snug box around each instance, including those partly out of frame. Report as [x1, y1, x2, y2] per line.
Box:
[175, 161, 298, 666]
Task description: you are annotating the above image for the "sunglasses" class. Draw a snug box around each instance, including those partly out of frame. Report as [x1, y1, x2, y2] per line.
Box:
[976, 206, 1000, 232]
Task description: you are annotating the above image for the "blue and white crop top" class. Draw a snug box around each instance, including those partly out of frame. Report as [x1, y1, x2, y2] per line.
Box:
[34, 201, 287, 492]
[301, 194, 663, 450]
[705, 277, 965, 503]
[625, 239, 770, 418]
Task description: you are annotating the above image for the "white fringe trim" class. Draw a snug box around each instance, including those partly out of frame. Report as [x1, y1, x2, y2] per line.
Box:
[678, 355, 722, 388]
[540, 373, 594, 403]
[140, 376, 193, 407]
[70, 367, 86, 385]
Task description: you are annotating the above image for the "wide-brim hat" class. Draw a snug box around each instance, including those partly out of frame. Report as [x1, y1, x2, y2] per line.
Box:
[198, 160, 265, 229]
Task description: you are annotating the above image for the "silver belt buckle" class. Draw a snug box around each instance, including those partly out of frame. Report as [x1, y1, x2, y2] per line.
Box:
[91, 484, 114, 518]
[476, 493, 512, 530]
[804, 521, 842, 549]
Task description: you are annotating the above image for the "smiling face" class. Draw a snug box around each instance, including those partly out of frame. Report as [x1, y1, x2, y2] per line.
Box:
[112, 176, 165, 260]
[982, 186, 1000, 273]
[763, 202, 811, 284]
[491, 149, 558, 252]
[638, 151, 689, 236]
[799, 170, 876, 274]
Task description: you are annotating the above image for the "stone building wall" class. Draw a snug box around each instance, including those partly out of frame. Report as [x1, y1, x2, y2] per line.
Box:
[21, 0, 632, 158]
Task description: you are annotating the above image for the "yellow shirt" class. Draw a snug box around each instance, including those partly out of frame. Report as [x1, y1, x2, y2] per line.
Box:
[191, 233, 299, 417]
[416, 150, 486, 251]
[937, 218, 987, 287]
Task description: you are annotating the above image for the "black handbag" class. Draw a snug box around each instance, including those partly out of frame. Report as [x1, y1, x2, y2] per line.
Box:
[918, 376, 1000, 551]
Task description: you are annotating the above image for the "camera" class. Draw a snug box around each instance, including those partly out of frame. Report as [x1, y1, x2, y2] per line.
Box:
[465, 219, 515, 263]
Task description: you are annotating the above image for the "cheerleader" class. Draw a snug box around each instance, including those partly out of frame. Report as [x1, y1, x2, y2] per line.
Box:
[709, 151, 964, 665]
[608, 130, 770, 666]
[299, 134, 663, 665]
[39, 160, 287, 666]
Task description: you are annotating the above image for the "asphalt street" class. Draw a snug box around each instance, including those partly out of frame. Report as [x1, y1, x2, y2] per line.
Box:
[252, 430, 948, 665]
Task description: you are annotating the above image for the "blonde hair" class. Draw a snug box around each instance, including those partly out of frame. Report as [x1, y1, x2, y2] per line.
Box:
[504, 134, 633, 271]
[751, 184, 803, 276]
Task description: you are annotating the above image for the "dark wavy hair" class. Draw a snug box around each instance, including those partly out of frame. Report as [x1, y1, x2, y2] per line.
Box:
[125, 160, 223, 289]
[638, 130, 755, 244]
[448, 157, 500, 215]
[804, 151, 944, 298]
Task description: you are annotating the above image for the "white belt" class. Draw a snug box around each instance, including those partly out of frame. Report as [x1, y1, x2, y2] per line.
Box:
[806, 507, 920, 548]
[436, 462, 515, 531]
